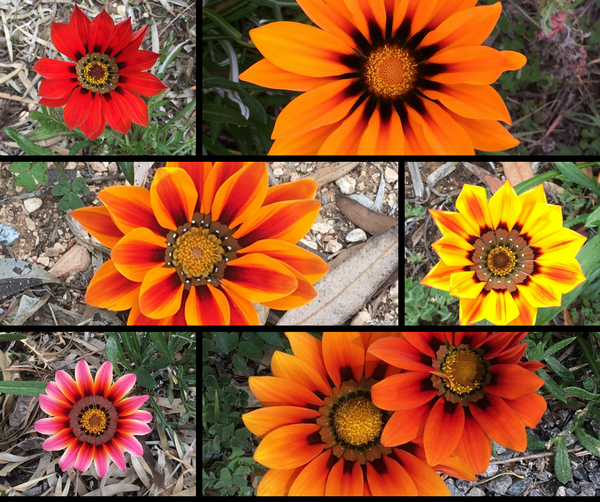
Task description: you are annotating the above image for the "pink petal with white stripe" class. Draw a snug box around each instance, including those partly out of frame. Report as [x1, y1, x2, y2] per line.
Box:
[55, 369, 82, 404]
[42, 429, 76, 451]
[115, 395, 149, 416]
[116, 419, 152, 436]
[35, 416, 70, 434]
[58, 439, 81, 471]
[95, 445, 110, 478]
[39, 393, 71, 417]
[74, 441, 94, 472]
[113, 432, 144, 456]
[106, 373, 137, 403]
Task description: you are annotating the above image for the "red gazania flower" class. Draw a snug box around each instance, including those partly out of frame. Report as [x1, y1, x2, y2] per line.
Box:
[242, 332, 467, 496]
[368, 332, 546, 475]
[239, 0, 525, 154]
[33, 4, 168, 140]
[34, 360, 152, 477]
[420, 181, 587, 325]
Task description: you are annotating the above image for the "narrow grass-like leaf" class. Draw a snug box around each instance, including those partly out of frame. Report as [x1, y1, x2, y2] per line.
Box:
[0, 381, 48, 396]
[555, 162, 600, 198]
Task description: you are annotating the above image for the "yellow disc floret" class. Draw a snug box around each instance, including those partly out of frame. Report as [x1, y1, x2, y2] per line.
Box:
[177, 227, 224, 279]
[83, 61, 109, 85]
[364, 45, 416, 98]
[333, 396, 383, 446]
[487, 245, 517, 276]
[80, 407, 108, 435]
[441, 349, 485, 395]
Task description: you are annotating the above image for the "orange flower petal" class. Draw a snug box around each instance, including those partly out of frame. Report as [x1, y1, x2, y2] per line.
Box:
[322, 332, 365, 387]
[421, 259, 465, 291]
[234, 200, 321, 246]
[344, 0, 386, 46]
[70, 206, 124, 249]
[195, 284, 229, 325]
[449, 271, 486, 298]
[284, 332, 327, 381]
[263, 179, 318, 205]
[85, 260, 140, 311]
[393, 448, 451, 496]
[423, 397, 465, 466]
[111, 227, 166, 282]
[358, 103, 404, 154]
[139, 266, 184, 319]
[504, 392, 547, 428]
[325, 458, 364, 496]
[380, 405, 430, 447]
[127, 299, 169, 326]
[454, 411, 491, 475]
[242, 406, 321, 438]
[430, 209, 479, 241]
[220, 285, 260, 325]
[97, 185, 164, 235]
[257, 467, 304, 496]
[150, 167, 197, 231]
[296, 0, 359, 49]
[261, 263, 317, 310]
[366, 455, 418, 496]
[254, 424, 324, 470]
[486, 364, 545, 399]
[432, 233, 475, 267]
[271, 350, 331, 397]
[211, 162, 268, 228]
[317, 99, 369, 155]
[449, 113, 520, 152]
[201, 162, 245, 214]
[368, 336, 436, 373]
[289, 450, 332, 495]
[371, 372, 437, 411]
[249, 22, 355, 77]
[455, 184, 494, 233]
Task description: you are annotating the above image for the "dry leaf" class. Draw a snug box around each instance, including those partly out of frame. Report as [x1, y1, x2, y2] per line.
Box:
[563, 308, 574, 326]
[582, 167, 593, 180]
[461, 162, 502, 193]
[171, 486, 197, 496]
[302, 162, 359, 186]
[85, 483, 141, 496]
[484, 175, 504, 194]
[0, 258, 60, 302]
[501, 162, 534, 186]
[336, 196, 398, 235]
[277, 225, 398, 325]
[411, 222, 425, 247]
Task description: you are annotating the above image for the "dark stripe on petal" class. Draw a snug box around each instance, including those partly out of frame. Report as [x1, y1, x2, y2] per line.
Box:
[370, 361, 388, 381]
[405, 29, 429, 52]
[416, 78, 443, 92]
[340, 364, 354, 382]
[347, 91, 370, 116]
[412, 44, 440, 64]
[314, 390, 326, 400]
[337, 72, 362, 80]
[474, 395, 492, 412]
[393, 18, 411, 46]
[326, 452, 339, 470]
[362, 95, 378, 122]
[338, 53, 364, 72]
[379, 99, 393, 124]
[370, 457, 387, 475]
[300, 417, 318, 424]
[344, 78, 368, 98]
[394, 101, 408, 123]
[350, 29, 372, 56]
[385, 10, 393, 41]
[343, 459, 355, 475]
[367, 19, 385, 49]
[307, 431, 323, 445]
[404, 92, 425, 114]
[420, 376, 435, 392]
[418, 63, 447, 80]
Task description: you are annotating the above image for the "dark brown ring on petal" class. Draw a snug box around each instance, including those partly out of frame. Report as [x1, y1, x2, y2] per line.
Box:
[68, 395, 118, 445]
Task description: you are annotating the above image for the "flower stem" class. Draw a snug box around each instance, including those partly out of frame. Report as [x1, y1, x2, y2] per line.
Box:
[52, 162, 68, 181]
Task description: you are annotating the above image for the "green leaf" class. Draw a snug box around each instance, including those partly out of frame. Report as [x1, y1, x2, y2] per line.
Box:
[541, 337, 577, 360]
[574, 427, 600, 458]
[536, 233, 600, 325]
[31, 163, 49, 185]
[14, 172, 36, 191]
[71, 177, 89, 195]
[149, 332, 174, 364]
[554, 437, 572, 484]
[555, 162, 600, 199]
[133, 368, 157, 389]
[58, 193, 84, 211]
[257, 332, 284, 348]
[238, 341, 262, 360]
[69, 140, 96, 156]
[29, 111, 47, 121]
[238, 88, 267, 124]
[118, 162, 135, 185]
[513, 163, 597, 195]
[526, 432, 547, 452]
[0, 381, 48, 397]
[9, 162, 30, 173]
[0, 334, 27, 342]
[545, 356, 575, 383]
[585, 206, 600, 228]
[105, 333, 123, 376]
[3, 127, 57, 155]
[563, 386, 600, 400]
[232, 353, 247, 371]
[214, 333, 239, 354]
[539, 369, 567, 403]
[51, 179, 71, 196]
[203, 104, 248, 127]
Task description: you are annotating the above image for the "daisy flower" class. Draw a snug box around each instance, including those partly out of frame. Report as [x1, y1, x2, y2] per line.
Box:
[368, 332, 546, 474]
[239, 0, 525, 154]
[34, 360, 152, 477]
[421, 181, 587, 325]
[242, 332, 466, 495]
[33, 4, 167, 140]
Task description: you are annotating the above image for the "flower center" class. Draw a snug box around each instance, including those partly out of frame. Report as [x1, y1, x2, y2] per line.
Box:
[175, 227, 222, 278]
[487, 245, 517, 276]
[79, 407, 108, 435]
[76, 52, 119, 94]
[332, 395, 383, 446]
[441, 349, 485, 395]
[364, 45, 416, 98]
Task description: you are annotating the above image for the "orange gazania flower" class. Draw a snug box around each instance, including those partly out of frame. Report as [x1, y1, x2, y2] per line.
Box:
[71, 162, 328, 325]
[421, 181, 587, 325]
[242, 332, 464, 496]
[33, 4, 167, 140]
[239, 0, 525, 154]
[34, 360, 152, 477]
[368, 332, 546, 475]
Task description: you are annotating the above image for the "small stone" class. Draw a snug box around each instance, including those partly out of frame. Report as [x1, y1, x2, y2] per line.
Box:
[556, 487, 567, 496]
[326, 239, 343, 253]
[586, 460, 599, 471]
[322, 234, 331, 243]
[565, 488, 578, 496]
[348, 194, 374, 209]
[117, 4, 126, 16]
[588, 470, 600, 488]
[346, 228, 367, 243]
[336, 175, 356, 195]
[467, 487, 486, 497]
[389, 281, 399, 300]
[273, 168, 284, 177]
[23, 197, 43, 213]
[290, 173, 301, 182]
[351, 311, 371, 326]
[529, 489, 546, 496]
[488, 474, 512, 495]
[384, 167, 398, 184]
[356, 182, 365, 191]
[24, 217, 36, 231]
[36, 256, 50, 267]
[44, 242, 67, 257]
[300, 238, 318, 250]
[445, 479, 464, 497]
[0, 224, 19, 246]
[534, 471, 551, 482]
[50, 245, 90, 278]
[507, 478, 533, 496]
[481, 463, 498, 478]
[312, 221, 333, 234]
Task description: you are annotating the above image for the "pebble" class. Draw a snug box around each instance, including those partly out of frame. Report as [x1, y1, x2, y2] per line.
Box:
[346, 228, 367, 243]
[588, 470, 600, 488]
[0, 224, 19, 246]
[24, 217, 36, 231]
[348, 194, 374, 209]
[23, 197, 43, 213]
[467, 487, 486, 496]
[326, 239, 343, 253]
[507, 477, 532, 496]
[556, 486, 567, 496]
[351, 311, 371, 326]
[481, 463, 499, 478]
[529, 489, 546, 496]
[36, 256, 50, 267]
[50, 245, 90, 277]
[384, 167, 398, 184]
[389, 281, 399, 301]
[43, 242, 67, 257]
[336, 175, 356, 195]
[300, 238, 318, 250]
[312, 221, 333, 234]
[444, 479, 464, 497]
[534, 471, 552, 482]
[488, 474, 512, 495]
[273, 168, 284, 177]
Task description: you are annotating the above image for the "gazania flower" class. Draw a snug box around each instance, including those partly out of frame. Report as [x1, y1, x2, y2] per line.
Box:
[71, 162, 328, 325]
[34, 360, 152, 477]
[421, 181, 587, 325]
[239, 0, 525, 154]
[242, 332, 462, 495]
[368, 332, 546, 474]
[33, 4, 167, 140]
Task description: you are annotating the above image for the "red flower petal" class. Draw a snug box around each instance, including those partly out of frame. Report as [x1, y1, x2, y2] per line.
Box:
[58, 438, 81, 471]
[33, 58, 77, 80]
[51, 22, 87, 61]
[43, 428, 77, 451]
[112, 432, 143, 456]
[321, 332, 365, 387]
[288, 450, 332, 495]
[116, 419, 152, 436]
[113, 87, 149, 127]
[393, 448, 451, 496]
[371, 372, 438, 411]
[486, 363, 545, 399]
[139, 266, 184, 319]
[260, 262, 317, 310]
[150, 167, 197, 230]
[70, 205, 124, 249]
[35, 416, 71, 435]
[103, 440, 127, 471]
[196, 284, 230, 325]
[106, 17, 132, 58]
[117, 71, 168, 97]
[116, 49, 161, 72]
[113, 24, 148, 59]
[85, 260, 140, 311]
[63, 86, 92, 130]
[69, 4, 91, 50]
[78, 91, 104, 139]
[423, 397, 466, 466]
[380, 405, 430, 447]
[39, 392, 71, 417]
[106, 373, 136, 403]
[115, 395, 150, 416]
[366, 455, 418, 496]
[454, 410, 492, 474]
[38, 78, 79, 99]
[39, 95, 72, 107]
[254, 424, 324, 470]
[94, 445, 110, 478]
[100, 91, 131, 134]
[111, 227, 166, 282]
[504, 392, 547, 428]
[55, 369, 83, 404]
[87, 9, 115, 55]
[74, 441, 94, 472]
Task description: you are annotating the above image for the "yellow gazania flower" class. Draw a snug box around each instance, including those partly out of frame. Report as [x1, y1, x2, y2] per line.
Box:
[240, 0, 525, 154]
[421, 181, 587, 325]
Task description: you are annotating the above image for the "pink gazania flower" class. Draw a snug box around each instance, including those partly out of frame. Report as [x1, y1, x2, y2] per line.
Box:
[33, 4, 168, 140]
[34, 360, 152, 477]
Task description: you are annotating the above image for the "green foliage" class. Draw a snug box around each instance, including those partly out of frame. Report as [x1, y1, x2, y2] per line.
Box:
[405, 277, 458, 325]
[50, 176, 90, 211]
[404, 203, 426, 220]
[9, 162, 48, 191]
